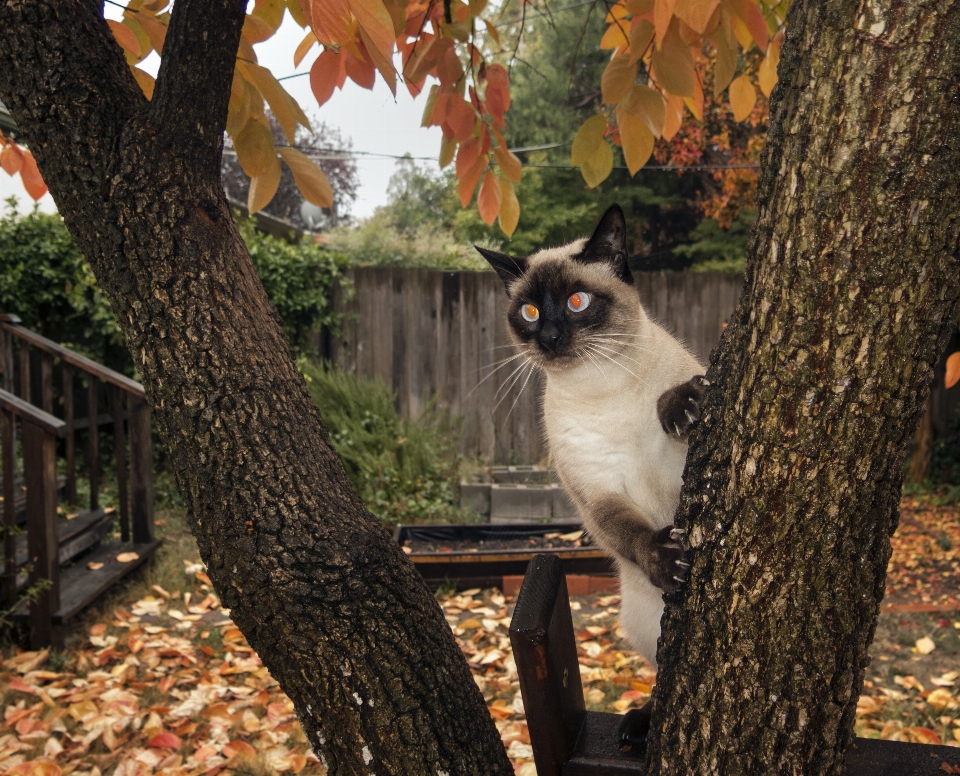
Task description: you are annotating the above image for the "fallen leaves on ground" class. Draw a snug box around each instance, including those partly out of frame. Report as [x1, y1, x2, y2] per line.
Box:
[3, 494, 960, 774]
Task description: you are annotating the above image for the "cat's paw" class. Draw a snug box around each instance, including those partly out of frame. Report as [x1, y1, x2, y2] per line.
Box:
[656, 375, 710, 439]
[619, 704, 652, 755]
[645, 525, 688, 592]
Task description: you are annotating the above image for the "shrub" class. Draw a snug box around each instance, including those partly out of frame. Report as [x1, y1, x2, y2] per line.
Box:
[300, 361, 468, 526]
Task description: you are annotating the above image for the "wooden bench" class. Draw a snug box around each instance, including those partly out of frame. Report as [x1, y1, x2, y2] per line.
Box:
[508, 554, 960, 775]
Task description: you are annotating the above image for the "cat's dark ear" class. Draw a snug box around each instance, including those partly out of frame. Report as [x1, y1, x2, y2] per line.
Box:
[577, 204, 633, 285]
[476, 246, 527, 293]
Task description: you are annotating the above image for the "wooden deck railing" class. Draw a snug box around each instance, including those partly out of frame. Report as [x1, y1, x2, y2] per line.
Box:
[0, 313, 158, 647]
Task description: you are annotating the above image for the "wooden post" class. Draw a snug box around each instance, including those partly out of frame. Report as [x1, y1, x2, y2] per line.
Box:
[23, 422, 60, 649]
[509, 554, 585, 776]
[40, 352, 53, 415]
[63, 363, 76, 505]
[19, 342, 30, 403]
[111, 384, 129, 542]
[129, 395, 154, 544]
[87, 376, 99, 511]
[1, 406, 14, 609]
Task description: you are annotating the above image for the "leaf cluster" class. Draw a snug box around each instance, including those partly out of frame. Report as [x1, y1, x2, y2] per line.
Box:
[300, 361, 469, 526]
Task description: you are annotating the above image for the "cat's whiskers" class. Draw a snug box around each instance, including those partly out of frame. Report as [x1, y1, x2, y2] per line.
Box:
[585, 340, 651, 371]
[585, 344, 646, 385]
[494, 358, 534, 402]
[580, 347, 612, 385]
[492, 359, 537, 415]
[466, 352, 527, 397]
[504, 360, 539, 421]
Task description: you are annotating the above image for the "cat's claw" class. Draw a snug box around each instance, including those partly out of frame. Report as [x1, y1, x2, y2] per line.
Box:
[669, 527, 686, 539]
[646, 525, 689, 592]
[657, 375, 710, 438]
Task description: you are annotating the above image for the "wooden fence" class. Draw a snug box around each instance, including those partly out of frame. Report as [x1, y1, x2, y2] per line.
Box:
[325, 269, 744, 464]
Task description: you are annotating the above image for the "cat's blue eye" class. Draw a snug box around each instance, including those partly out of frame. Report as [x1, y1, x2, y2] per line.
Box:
[567, 292, 591, 312]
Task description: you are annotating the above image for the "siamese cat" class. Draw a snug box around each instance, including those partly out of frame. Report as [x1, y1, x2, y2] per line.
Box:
[477, 204, 707, 670]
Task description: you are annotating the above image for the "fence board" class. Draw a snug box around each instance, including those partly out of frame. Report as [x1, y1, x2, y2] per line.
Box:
[325, 268, 960, 461]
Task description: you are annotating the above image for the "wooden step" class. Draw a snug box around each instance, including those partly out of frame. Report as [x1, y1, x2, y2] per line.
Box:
[13, 538, 161, 623]
[1, 508, 114, 587]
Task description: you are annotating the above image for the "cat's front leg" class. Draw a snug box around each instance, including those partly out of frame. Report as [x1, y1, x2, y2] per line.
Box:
[657, 375, 710, 439]
[640, 525, 689, 592]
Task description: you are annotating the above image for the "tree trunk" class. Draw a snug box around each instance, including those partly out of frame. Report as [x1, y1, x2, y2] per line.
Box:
[646, 1, 960, 774]
[0, 1, 512, 774]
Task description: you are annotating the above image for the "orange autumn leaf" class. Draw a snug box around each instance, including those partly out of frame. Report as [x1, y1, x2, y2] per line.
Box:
[673, 0, 720, 34]
[484, 64, 510, 127]
[721, 0, 768, 50]
[617, 109, 655, 175]
[650, 34, 696, 97]
[477, 170, 502, 225]
[312, 0, 352, 44]
[493, 145, 522, 183]
[20, 151, 48, 200]
[136, 12, 168, 54]
[310, 48, 341, 106]
[130, 66, 156, 99]
[148, 732, 183, 749]
[758, 29, 783, 97]
[0, 141, 25, 175]
[654, 0, 677, 45]
[729, 73, 756, 121]
[294, 30, 318, 67]
[348, 0, 396, 67]
[233, 118, 276, 178]
[223, 740, 258, 760]
[344, 47, 376, 89]
[945, 352, 960, 389]
[107, 19, 140, 57]
[458, 154, 486, 208]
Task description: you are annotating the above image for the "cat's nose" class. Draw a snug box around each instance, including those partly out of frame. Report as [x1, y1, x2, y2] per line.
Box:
[539, 322, 562, 351]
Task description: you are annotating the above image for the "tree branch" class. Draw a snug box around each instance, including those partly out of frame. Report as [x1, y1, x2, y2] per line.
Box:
[151, 0, 246, 178]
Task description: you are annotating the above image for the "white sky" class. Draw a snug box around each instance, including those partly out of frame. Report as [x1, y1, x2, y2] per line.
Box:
[0, 9, 446, 221]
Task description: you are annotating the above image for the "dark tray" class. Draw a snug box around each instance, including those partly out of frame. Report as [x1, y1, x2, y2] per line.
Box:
[393, 521, 614, 588]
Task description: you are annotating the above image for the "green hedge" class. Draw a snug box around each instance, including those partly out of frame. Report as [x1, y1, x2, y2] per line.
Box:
[0, 200, 348, 371]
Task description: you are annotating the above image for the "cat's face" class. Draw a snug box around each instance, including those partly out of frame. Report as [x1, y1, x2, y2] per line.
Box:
[478, 204, 643, 370]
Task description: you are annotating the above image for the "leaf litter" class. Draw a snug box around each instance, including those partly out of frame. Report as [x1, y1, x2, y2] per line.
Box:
[2, 494, 959, 775]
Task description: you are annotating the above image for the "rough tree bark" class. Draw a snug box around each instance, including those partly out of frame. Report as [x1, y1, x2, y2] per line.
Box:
[0, 1, 513, 773]
[647, 1, 960, 774]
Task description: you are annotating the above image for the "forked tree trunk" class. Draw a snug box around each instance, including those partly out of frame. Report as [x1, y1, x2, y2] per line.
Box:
[0, 1, 512, 773]
[647, 1, 960, 774]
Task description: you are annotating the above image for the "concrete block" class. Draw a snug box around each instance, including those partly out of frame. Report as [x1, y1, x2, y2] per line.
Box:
[490, 465, 556, 484]
[551, 487, 578, 520]
[459, 482, 491, 516]
[490, 483, 553, 522]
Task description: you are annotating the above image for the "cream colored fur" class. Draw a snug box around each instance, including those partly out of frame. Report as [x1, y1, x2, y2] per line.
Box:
[513, 242, 703, 667]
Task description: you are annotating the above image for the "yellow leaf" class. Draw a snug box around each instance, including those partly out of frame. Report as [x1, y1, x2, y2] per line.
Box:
[605, 1, 629, 22]
[757, 29, 782, 96]
[599, 21, 630, 50]
[136, 12, 168, 54]
[478, 171, 502, 225]
[253, 0, 286, 28]
[248, 154, 282, 214]
[571, 115, 608, 166]
[493, 145, 522, 183]
[916, 636, 936, 655]
[498, 178, 519, 237]
[238, 60, 311, 143]
[130, 66, 155, 100]
[227, 74, 252, 136]
[294, 30, 318, 67]
[122, 16, 152, 63]
[673, 0, 719, 34]
[234, 118, 276, 178]
[243, 12, 275, 43]
[729, 73, 756, 121]
[483, 18, 500, 44]
[711, 10, 738, 96]
[721, 0, 768, 51]
[359, 25, 397, 95]
[651, 34, 696, 97]
[116, 551, 140, 563]
[946, 352, 960, 389]
[286, 0, 308, 27]
[580, 140, 614, 189]
[312, 0, 352, 44]
[617, 110, 655, 175]
[348, 0, 396, 65]
[626, 0, 654, 12]
[654, 0, 677, 46]
[421, 84, 439, 128]
[602, 54, 637, 105]
[439, 135, 457, 169]
[628, 19, 655, 64]
[662, 93, 684, 140]
[620, 84, 664, 137]
[277, 146, 334, 207]
[684, 74, 704, 120]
